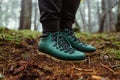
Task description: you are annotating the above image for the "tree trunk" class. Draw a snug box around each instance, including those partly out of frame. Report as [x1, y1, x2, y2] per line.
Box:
[97, 1, 101, 30]
[105, 0, 110, 32]
[19, 0, 32, 30]
[108, 0, 113, 32]
[34, 1, 38, 30]
[87, 0, 91, 32]
[98, 0, 106, 33]
[116, 0, 120, 32]
[79, 7, 86, 32]
[0, 0, 2, 9]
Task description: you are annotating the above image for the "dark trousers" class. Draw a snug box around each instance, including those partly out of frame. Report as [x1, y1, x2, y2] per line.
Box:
[38, 0, 80, 33]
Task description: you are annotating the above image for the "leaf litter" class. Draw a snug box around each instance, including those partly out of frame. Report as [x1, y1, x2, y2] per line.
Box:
[0, 29, 120, 80]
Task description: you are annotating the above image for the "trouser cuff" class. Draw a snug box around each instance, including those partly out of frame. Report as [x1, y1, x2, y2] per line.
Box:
[42, 20, 60, 33]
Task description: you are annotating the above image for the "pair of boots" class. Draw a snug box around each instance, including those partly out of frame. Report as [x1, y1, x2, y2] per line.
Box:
[38, 29, 96, 61]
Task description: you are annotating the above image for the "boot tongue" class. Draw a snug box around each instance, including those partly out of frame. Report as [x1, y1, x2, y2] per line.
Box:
[40, 32, 61, 38]
[63, 29, 86, 45]
[52, 31, 74, 54]
[40, 34, 49, 38]
[63, 29, 74, 35]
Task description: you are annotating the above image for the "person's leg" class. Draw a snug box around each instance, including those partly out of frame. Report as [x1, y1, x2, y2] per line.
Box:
[38, 0, 62, 33]
[60, 0, 80, 30]
[60, 0, 96, 52]
[38, 0, 86, 61]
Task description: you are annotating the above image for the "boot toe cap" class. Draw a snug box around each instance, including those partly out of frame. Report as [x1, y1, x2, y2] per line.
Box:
[72, 51, 86, 60]
[86, 45, 96, 52]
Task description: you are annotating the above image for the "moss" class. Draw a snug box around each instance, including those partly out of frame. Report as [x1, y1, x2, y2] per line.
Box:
[74, 32, 120, 59]
[0, 27, 120, 59]
[113, 42, 120, 45]
[116, 50, 120, 54]
[116, 50, 120, 59]
[0, 28, 41, 42]
[19, 30, 41, 39]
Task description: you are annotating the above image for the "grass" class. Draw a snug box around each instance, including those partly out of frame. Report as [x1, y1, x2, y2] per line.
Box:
[0, 27, 41, 42]
[75, 32, 120, 59]
[0, 27, 120, 59]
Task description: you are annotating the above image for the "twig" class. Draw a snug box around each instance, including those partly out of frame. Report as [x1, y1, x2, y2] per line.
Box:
[90, 40, 96, 45]
[75, 68, 93, 72]
[0, 55, 8, 62]
[111, 64, 120, 69]
[101, 63, 116, 74]
[88, 57, 91, 68]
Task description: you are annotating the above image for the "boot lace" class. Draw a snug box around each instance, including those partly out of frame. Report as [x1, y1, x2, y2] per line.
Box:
[64, 29, 87, 46]
[52, 32, 75, 54]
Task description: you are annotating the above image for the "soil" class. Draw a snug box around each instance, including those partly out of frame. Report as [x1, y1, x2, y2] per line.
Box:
[0, 32, 120, 80]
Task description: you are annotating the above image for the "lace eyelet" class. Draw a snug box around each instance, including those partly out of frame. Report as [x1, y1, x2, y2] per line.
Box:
[51, 32, 75, 54]
[64, 51, 69, 53]
[69, 52, 73, 54]
[60, 49, 63, 51]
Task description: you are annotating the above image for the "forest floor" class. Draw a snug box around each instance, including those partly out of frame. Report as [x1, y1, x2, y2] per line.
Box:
[0, 28, 120, 80]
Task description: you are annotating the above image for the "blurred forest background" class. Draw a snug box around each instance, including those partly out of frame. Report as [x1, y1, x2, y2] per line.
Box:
[0, 0, 120, 79]
[0, 0, 120, 33]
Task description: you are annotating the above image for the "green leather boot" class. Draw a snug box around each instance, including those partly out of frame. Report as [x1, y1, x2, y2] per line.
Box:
[62, 29, 96, 52]
[38, 32, 85, 61]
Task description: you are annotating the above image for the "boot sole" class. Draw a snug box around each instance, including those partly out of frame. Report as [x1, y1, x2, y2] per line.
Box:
[38, 51, 86, 63]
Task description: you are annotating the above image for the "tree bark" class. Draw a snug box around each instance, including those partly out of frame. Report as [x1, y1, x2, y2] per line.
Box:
[99, 0, 118, 32]
[87, 0, 91, 32]
[116, 0, 120, 32]
[34, 1, 38, 30]
[79, 7, 86, 32]
[97, 1, 100, 28]
[19, 0, 32, 30]
[98, 0, 106, 33]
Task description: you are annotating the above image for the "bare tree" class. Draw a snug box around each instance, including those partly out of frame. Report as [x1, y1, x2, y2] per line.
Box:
[116, 0, 120, 32]
[87, 0, 91, 32]
[19, 0, 32, 30]
[108, 0, 114, 32]
[79, 7, 86, 31]
[98, 0, 118, 32]
[0, 0, 2, 9]
[96, 1, 100, 28]
[33, 1, 38, 30]
[98, 0, 106, 33]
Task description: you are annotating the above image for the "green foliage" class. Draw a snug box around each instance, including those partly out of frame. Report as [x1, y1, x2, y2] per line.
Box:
[116, 50, 120, 59]
[0, 27, 40, 42]
[19, 30, 41, 39]
[0, 27, 120, 59]
[75, 32, 120, 59]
